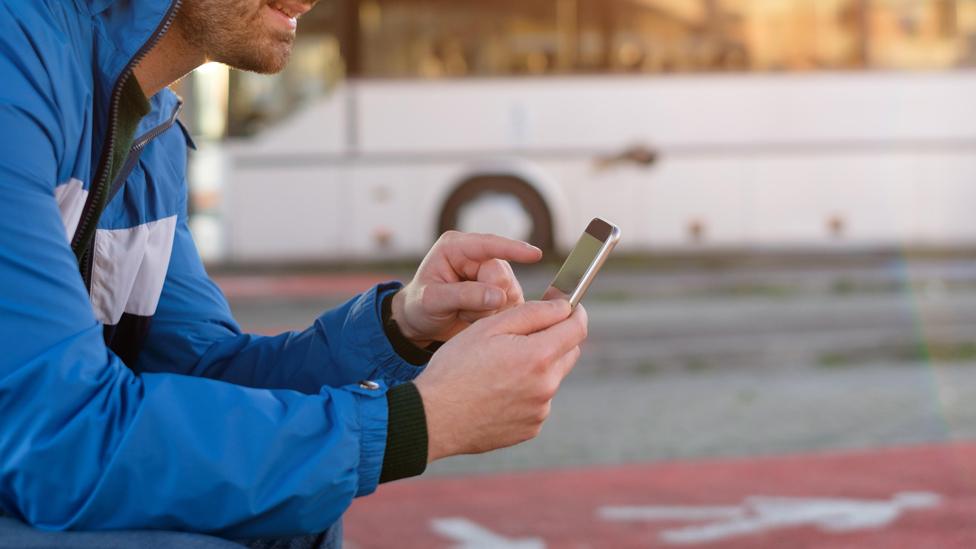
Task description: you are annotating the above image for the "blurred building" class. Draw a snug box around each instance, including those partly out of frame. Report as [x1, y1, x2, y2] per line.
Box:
[177, 0, 976, 263]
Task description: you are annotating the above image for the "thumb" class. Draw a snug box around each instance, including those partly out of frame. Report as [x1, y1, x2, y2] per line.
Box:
[484, 299, 572, 336]
[422, 281, 507, 315]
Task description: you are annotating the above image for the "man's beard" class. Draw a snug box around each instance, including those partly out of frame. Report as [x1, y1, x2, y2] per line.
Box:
[174, 0, 295, 75]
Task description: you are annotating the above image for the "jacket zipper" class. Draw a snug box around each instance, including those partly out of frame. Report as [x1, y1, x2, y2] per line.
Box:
[106, 101, 185, 206]
[82, 101, 186, 286]
[74, 0, 184, 289]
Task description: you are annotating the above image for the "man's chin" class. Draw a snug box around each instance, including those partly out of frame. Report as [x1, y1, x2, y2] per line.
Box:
[221, 44, 293, 75]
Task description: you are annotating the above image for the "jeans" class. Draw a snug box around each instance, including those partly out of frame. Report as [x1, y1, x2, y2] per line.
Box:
[0, 516, 342, 549]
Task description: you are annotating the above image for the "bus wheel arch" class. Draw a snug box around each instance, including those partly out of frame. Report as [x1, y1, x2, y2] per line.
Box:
[437, 175, 556, 254]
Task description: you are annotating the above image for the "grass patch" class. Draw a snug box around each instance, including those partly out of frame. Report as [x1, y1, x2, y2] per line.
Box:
[818, 353, 854, 369]
[634, 360, 660, 376]
[818, 342, 976, 368]
[684, 358, 712, 373]
[737, 389, 758, 405]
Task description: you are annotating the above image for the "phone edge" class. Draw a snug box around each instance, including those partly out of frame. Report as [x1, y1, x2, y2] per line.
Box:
[568, 224, 622, 308]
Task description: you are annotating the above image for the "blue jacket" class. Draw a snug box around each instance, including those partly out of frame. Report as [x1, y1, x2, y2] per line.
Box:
[0, 0, 423, 537]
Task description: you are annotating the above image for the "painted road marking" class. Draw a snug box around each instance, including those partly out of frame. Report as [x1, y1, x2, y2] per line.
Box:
[600, 492, 942, 544]
[345, 443, 976, 548]
[431, 518, 545, 549]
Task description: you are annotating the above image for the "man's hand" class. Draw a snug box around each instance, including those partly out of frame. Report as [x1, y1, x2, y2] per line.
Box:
[392, 231, 543, 346]
[413, 299, 588, 461]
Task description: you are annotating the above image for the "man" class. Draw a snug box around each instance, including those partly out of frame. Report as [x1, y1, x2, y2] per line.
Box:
[0, 0, 588, 547]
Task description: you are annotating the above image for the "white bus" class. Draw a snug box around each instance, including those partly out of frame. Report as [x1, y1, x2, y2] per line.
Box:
[185, 0, 976, 262]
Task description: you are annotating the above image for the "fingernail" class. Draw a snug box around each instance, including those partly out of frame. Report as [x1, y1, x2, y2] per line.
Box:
[484, 289, 504, 308]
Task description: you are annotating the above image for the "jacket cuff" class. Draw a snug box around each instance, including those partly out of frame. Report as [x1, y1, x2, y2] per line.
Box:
[379, 382, 428, 483]
[381, 291, 443, 366]
[344, 380, 392, 498]
[342, 283, 428, 385]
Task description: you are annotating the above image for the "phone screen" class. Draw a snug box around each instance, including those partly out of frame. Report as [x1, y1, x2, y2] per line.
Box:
[543, 218, 619, 305]
[549, 233, 605, 298]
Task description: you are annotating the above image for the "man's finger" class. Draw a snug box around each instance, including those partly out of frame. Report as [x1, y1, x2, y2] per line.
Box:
[484, 300, 572, 336]
[550, 345, 583, 383]
[458, 311, 495, 325]
[528, 304, 589, 360]
[478, 259, 525, 306]
[446, 232, 543, 267]
[422, 281, 508, 315]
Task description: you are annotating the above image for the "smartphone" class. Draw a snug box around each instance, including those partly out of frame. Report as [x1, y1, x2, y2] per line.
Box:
[543, 218, 621, 308]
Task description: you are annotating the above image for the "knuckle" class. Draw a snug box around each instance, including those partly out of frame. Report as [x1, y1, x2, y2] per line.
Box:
[531, 376, 557, 401]
[550, 372, 564, 393]
[542, 380, 560, 402]
[533, 382, 551, 403]
[521, 424, 542, 442]
[534, 405, 551, 424]
[487, 260, 511, 281]
[561, 348, 582, 374]
[418, 285, 436, 309]
[459, 283, 479, 303]
[535, 347, 557, 368]
[547, 345, 563, 362]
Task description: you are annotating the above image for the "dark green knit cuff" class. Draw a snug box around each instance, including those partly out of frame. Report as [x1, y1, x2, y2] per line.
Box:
[381, 291, 442, 366]
[379, 382, 428, 483]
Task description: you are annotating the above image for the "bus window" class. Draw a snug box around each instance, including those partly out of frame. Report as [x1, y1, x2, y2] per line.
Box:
[961, 0, 976, 65]
[191, 0, 976, 139]
[600, 0, 865, 74]
[738, 0, 866, 72]
[866, 0, 960, 69]
[224, 1, 345, 137]
[358, 0, 582, 77]
[595, 0, 976, 75]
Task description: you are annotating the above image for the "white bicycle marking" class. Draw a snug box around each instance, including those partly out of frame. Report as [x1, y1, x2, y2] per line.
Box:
[431, 517, 546, 549]
[599, 492, 942, 544]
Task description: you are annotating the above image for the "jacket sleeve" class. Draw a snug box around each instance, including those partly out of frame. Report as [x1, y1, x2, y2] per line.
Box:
[137, 211, 425, 393]
[0, 13, 391, 537]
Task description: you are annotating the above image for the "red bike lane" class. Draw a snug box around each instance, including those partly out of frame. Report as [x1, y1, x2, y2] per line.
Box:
[344, 443, 976, 548]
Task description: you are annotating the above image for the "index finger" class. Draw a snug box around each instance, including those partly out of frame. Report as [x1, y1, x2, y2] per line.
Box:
[446, 232, 543, 266]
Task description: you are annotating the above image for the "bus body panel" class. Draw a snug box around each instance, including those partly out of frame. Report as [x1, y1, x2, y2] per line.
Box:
[354, 72, 976, 152]
[221, 72, 976, 262]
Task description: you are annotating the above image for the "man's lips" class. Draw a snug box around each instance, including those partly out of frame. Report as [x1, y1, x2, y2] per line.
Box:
[265, 3, 297, 31]
[267, 1, 312, 20]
